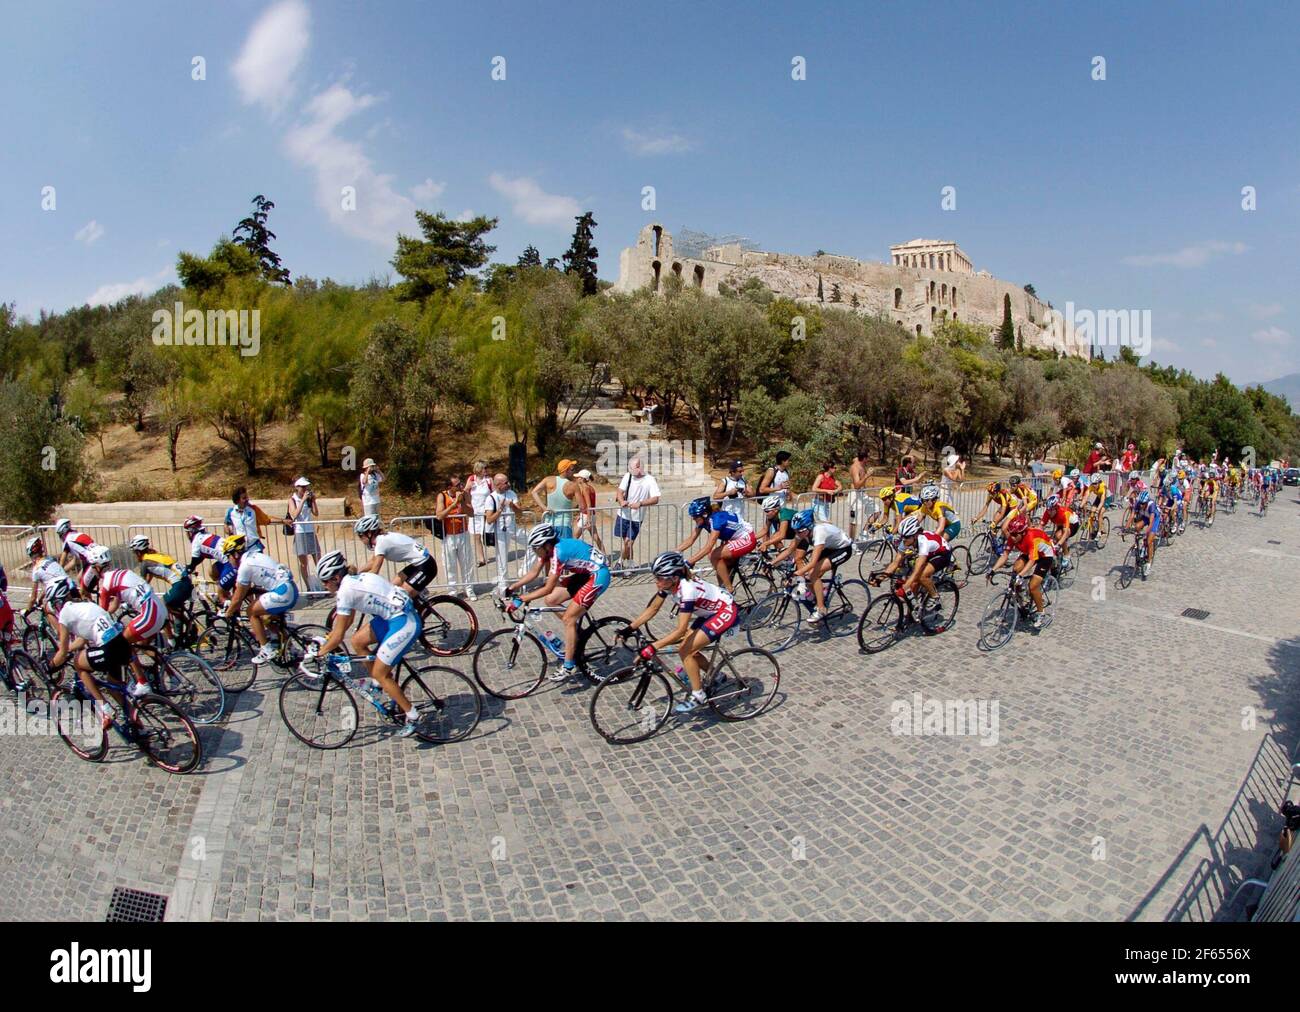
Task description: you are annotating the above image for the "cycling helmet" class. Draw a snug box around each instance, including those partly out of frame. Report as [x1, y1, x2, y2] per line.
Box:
[129, 535, 150, 552]
[54, 518, 72, 537]
[1069, 468, 1080, 478]
[1044, 494, 1060, 510]
[25, 536, 44, 558]
[86, 545, 111, 568]
[1008, 475, 1022, 487]
[354, 515, 382, 537]
[760, 494, 784, 513]
[183, 515, 205, 535]
[527, 523, 558, 548]
[687, 496, 712, 519]
[316, 550, 349, 584]
[1051, 468, 1063, 479]
[898, 515, 923, 538]
[46, 582, 71, 609]
[920, 484, 940, 502]
[651, 551, 689, 579]
[1006, 514, 1029, 538]
[1137, 491, 1151, 506]
[1128, 471, 1140, 482]
[1208, 467, 1219, 478]
[986, 481, 1002, 494]
[221, 533, 247, 556]
[879, 486, 898, 501]
[789, 509, 815, 532]
[1177, 469, 1186, 479]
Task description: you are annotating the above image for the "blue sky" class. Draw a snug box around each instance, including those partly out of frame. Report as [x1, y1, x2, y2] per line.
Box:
[2, 0, 1297, 383]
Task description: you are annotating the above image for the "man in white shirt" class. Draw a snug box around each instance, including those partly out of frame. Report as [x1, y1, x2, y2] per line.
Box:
[483, 472, 521, 593]
[614, 456, 661, 570]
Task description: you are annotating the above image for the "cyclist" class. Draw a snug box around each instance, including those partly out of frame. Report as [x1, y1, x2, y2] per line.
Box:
[55, 518, 98, 576]
[26, 535, 73, 629]
[972, 480, 1016, 537]
[1160, 474, 1184, 537]
[184, 516, 238, 605]
[1082, 472, 1109, 538]
[868, 514, 952, 617]
[678, 496, 756, 594]
[305, 550, 424, 738]
[1008, 476, 1039, 529]
[621, 551, 738, 715]
[1040, 495, 1079, 572]
[354, 515, 438, 597]
[131, 534, 193, 620]
[769, 508, 853, 623]
[915, 483, 961, 541]
[887, 485, 924, 533]
[221, 534, 300, 666]
[757, 494, 796, 551]
[1131, 490, 1160, 577]
[81, 545, 161, 694]
[1201, 467, 1219, 525]
[48, 583, 134, 729]
[503, 524, 611, 682]
[986, 513, 1054, 629]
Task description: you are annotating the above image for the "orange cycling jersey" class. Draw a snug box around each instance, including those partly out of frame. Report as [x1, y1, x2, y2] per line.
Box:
[1014, 528, 1055, 561]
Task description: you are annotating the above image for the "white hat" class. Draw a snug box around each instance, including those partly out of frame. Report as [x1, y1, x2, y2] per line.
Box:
[294, 476, 311, 486]
[363, 458, 376, 468]
[1094, 442, 1103, 449]
[576, 468, 592, 480]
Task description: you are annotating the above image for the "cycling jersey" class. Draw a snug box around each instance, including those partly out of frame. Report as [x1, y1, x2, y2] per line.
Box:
[373, 532, 429, 566]
[810, 522, 852, 551]
[139, 551, 184, 585]
[705, 511, 753, 542]
[61, 531, 97, 563]
[57, 600, 122, 646]
[911, 530, 951, 559]
[1012, 528, 1055, 561]
[920, 500, 959, 525]
[334, 572, 410, 621]
[669, 577, 734, 616]
[1043, 506, 1077, 528]
[32, 558, 72, 597]
[550, 539, 607, 576]
[988, 491, 1015, 513]
[98, 569, 155, 610]
[235, 551, 293, 592]
[894, 496, 923, 516]
[189, 532, 228, 566]
[1013, 486, 1038, 511]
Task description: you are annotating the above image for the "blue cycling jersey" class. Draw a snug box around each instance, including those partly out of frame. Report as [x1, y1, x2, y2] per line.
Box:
[550, 538, 607, 576]
[706, 511, 753, 542]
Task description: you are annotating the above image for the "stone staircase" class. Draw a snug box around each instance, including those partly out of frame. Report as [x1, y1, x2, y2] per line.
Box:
[566, 382, 715, 504]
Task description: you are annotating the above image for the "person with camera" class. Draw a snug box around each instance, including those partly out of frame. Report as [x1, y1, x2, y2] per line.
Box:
[287, 477, 320, 589]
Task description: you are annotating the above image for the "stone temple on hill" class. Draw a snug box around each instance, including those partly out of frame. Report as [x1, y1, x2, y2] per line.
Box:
[613, 224, 1089, 358]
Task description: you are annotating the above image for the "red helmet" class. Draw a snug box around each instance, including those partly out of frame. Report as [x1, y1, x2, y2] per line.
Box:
[1006, 514, 1029, 538]
[182, 515, 204, 534]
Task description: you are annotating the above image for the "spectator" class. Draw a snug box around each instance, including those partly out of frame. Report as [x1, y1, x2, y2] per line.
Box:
[811, 460, 842, 522]
[572, 468, 608, 555]
[634, 391, 660, 427]
[758, 450, 793, 500]
[713, 460, 748, 501]
[225, 486, 267, 554]
[286, 477, 320, 590]
[1120, 442, 1139, 473]
[358, 458, 383, 517]
[848, 449, 871, 539]
[466, 459, 493, 568]
[614, 455, 660, 569]
[436, 474, 474, 599]
[530, 459, 578, 538]
[483, 473, 521, 594]
[1083, 442, 1110, 475]
[896, 454, 917, 491]
[941, 450, 965, 502]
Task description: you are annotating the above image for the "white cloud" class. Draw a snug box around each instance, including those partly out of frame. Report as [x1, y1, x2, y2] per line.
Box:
[74, 220, 104, 245]
[488, 173, 580, 227]
[1251, 326, 1292, 346]
[232, 0, 311, 115]
[85, 266, 173, 307]
[411, 178, 446, 204]
[621, 126, 694, 156]
[1248, 302, 1283, 319]
[284, 83, 418, 245]
[1121, 240, 1247, 268]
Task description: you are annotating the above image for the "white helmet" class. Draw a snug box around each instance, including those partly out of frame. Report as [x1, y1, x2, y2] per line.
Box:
[354, 515, 382, 537]
[87, 545, 112, 567]
[129, 535, 150, 552]
[527, 524, 558, 548]
[898, 515, 923, 538]
[760, 494, 784, 512]
[54, 518, 72, 537]
[316, 550, 349, 584]
[920, 484, 940, 502]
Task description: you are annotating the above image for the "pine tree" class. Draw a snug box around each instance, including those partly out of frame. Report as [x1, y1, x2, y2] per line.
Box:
[829, 282, 842, 303]
[561, 211, 599, 295]
[232, 195, 291, 284]
[817, 273, 824, 302]
[997, 292, 1016, 350]
[850, 292, 860, 309]
[517, 245, 542, 268]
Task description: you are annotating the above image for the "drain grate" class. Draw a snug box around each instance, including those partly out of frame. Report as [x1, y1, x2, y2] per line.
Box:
[106, 887, 168, 922]
[1181, 608, 1210, 621]
[1268, 540, 1281, 545]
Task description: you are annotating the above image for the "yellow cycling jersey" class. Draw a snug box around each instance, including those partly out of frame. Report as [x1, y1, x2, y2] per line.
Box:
[1013, 486, 1038, 510]
[920, 499, 959, 522]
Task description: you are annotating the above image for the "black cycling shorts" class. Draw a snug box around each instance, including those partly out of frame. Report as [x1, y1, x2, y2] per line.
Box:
[401, 555, 439, 590]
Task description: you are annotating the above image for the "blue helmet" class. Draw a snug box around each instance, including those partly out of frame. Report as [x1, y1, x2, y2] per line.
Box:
[1137, 490, 1151, 506]
[789, 509, 815, 532]
[687, 496, 712, 518]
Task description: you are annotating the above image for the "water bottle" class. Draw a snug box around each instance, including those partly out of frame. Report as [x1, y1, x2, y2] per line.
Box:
[673, 662, 690, 688]
[545, 631, 565, 654]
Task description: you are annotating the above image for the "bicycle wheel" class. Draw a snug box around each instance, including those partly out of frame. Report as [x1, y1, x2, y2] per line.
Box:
[1054, 557, 1077, 591]
[279, 670, 359, 749]
[1095, 515, 1110, 550]
[978, 591, 1019, 651]
[159, 651, 226, 725]
[402, 665, 482, 743]
[966, 533, 995, 575]
[921, 579, 959, 633]
[947, 544, 972, 587]
[194, 617, 258, 692]
[577, 615, 637, 684]
[732, 570, 775, 615]
[589, 664, 673, 744]
[418, 594, 478, 656]
[744, 591, 801, 652]
[1040, 575, 1059, 628]
[823, 579, 871, 638]
[857, 594, 904, 653]
[131, 694, 202, 773]
[1118, 547, 1136, 589]
[22, 624, 56, 664]
[707, 647, 780, 721]
[51, 687, 108, 761]
[472, 627, 547, 699]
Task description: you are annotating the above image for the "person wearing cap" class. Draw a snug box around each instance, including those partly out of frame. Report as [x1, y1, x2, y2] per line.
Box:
[530, 459, 578, 540]
[287, 477, 320, 589]
[358, 458, 383, 517]
[713, 461, 748, 502]
[1119, 442, 1139, 474]
[572, 468, 607, 555]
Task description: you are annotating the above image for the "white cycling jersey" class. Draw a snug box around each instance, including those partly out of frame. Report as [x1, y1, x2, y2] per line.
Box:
[57, 601, 121, 646]
[235, 551, 292, 592]
[334, 572, 409, 621]
[32, 558, 72, 595]
[812, 522, 852, 551]
[913, 531, 951, 558]
[671, 577, 734, 616]
[99, 569, 153, 609]
[373, 532, 429, 566]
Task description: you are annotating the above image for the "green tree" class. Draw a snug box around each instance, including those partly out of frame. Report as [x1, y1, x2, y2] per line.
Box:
[63, 372, 111, 457]
[197, 361, 287, 473]
[232, 195, 291, 284]
[1180, 374, 1263, 460]
[391, 211, 498, 302]
[517, 245, 542, 268]
[829, 282, 842, 303]
[997, 293, 1015, 350]
[0, 380, 88, 523]
[176, 238, 261, 294]
[299, 390, 350, 468]
[561, 212, 600, 296]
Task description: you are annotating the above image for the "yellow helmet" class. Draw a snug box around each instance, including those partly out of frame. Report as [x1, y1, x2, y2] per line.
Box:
[1051, 468, 1063, 479]
[878, 486, 897, 501]
[221, 533, 247, 556]
[1177, 469, 1186, 479]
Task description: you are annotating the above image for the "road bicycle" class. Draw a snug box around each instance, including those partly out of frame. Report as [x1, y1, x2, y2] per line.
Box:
[471, 598, 635, 699]
[20, 605, 59, 663]
[743, 567, 871, 652]
[279, 649, 482, 750]
[965, 521, 1006, 576]
[47, 657, 202, 774]
[856, 566, 959, 653]
[1, 636, 49, 706]
[133, 640, 227, 725]
[977, 570, 1058, 651]
[1118, 529, 1152, 589]
[588, 628, 780, 744]
[1079, 504, 1111, 551]
[325, 586, 477, 657]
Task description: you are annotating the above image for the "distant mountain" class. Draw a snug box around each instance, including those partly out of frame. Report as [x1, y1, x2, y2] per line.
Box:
[1262, 372, 1300, 408]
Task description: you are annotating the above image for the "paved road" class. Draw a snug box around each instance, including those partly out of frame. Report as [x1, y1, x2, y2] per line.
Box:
[2, 495, 1297, 921]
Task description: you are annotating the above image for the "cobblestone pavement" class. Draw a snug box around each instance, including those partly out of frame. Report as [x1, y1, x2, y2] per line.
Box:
[2, 496, 1297, 921]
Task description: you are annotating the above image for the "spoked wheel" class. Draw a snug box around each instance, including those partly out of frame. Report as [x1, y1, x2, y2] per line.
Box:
[577, 615, 637, 684]
[921, 579, 960, 633]
[706, 647, 780, 721]
[857, 594, 904, 654]
[51, 687, 108, 761]
[744, 591, 801, 652]
[194, 617, 258, 692]
[472, 627, 547, 699]
[947, 544, 972, 587]
[418, 595, 478, 656]
[1040, 575, 1059, 629]
[1118, 546, 1137, 589]
[401, 665, 482, 743]
[731, 571, 776, 616]
[1094, 515, 1110, 550]
[856, 540, 894, 581]
[22, 625, 57, 665]
[5, 650, 50, 705]
[1054, 557, 1077, 591]
[131, 694, 202, 773]
[158, 651, 226, 725]
[279, 670, 359, 749]
[978, 591, 1019, 651]
[823, 579, 872, 638]
[589, 665, 673, 744]
[966, 533, 995, 576]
